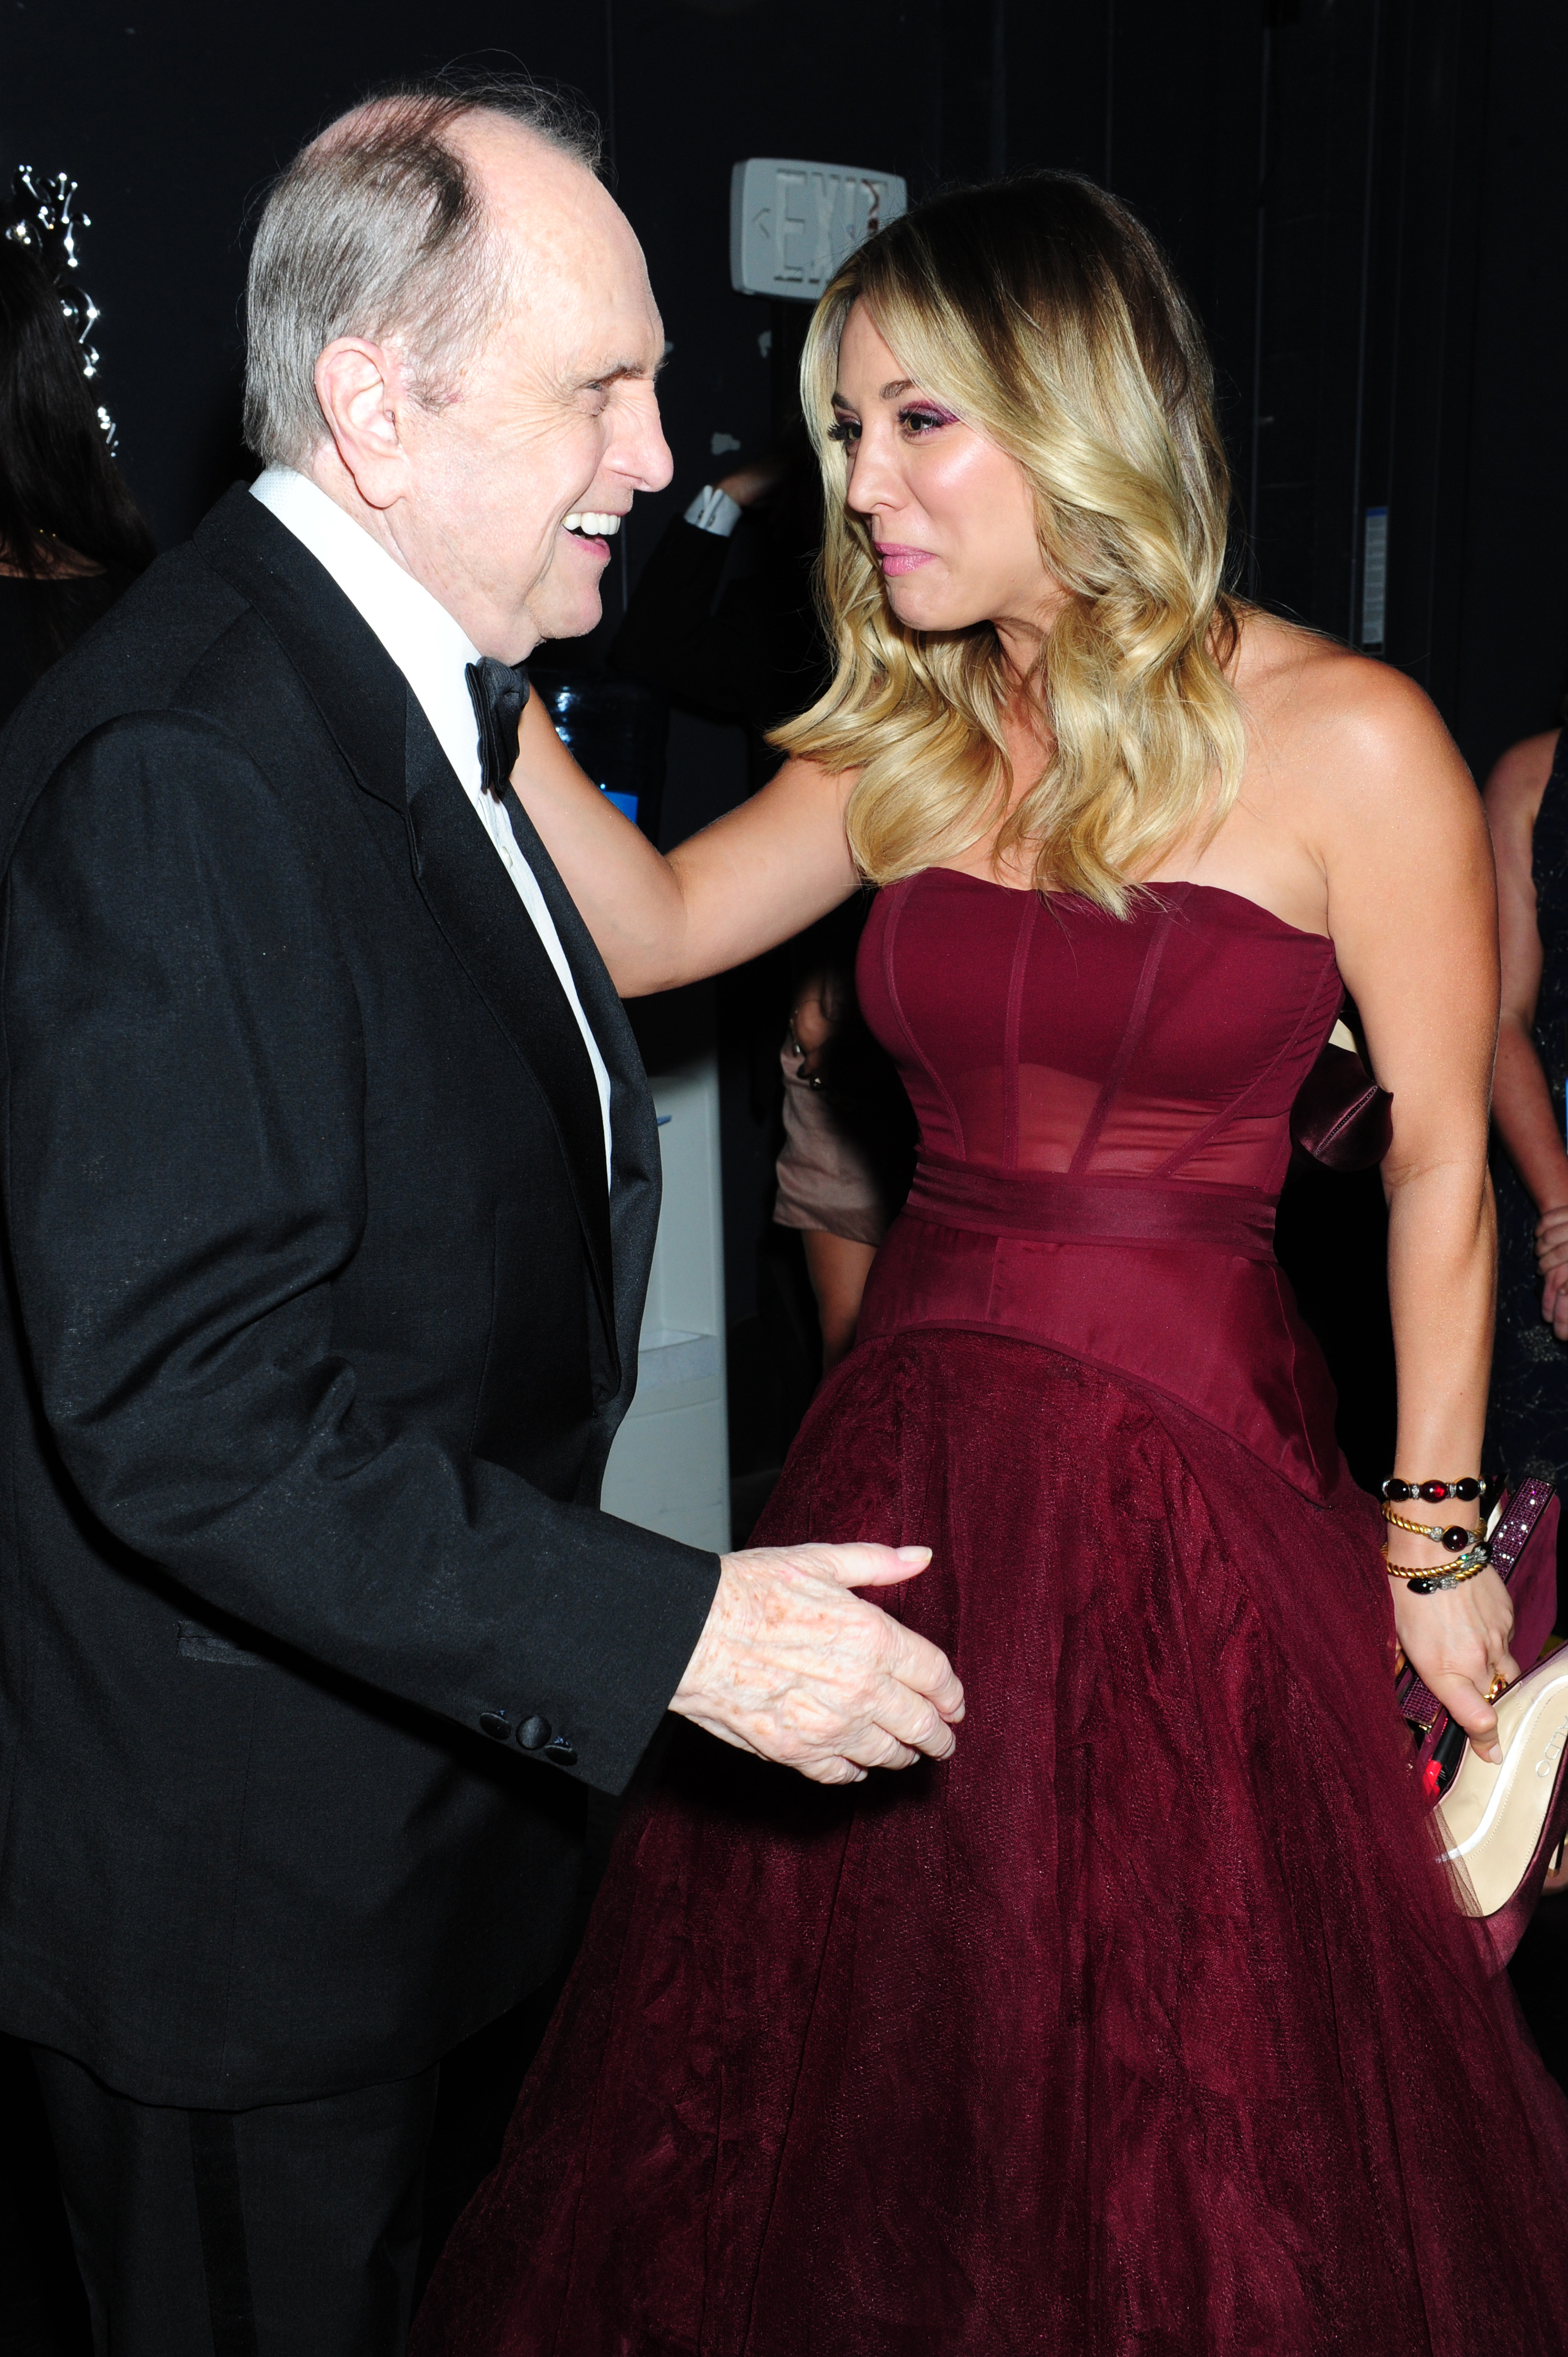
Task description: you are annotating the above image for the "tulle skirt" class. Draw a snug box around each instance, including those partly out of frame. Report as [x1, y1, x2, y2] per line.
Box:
[414, 1329, 1568, 2355]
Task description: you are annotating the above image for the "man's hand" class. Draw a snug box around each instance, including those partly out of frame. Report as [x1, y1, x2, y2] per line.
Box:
[670, 1543, 964, 1785]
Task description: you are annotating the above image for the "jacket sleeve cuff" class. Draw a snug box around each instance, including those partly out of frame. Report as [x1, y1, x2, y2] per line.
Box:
[461, 1517, 722, 1798]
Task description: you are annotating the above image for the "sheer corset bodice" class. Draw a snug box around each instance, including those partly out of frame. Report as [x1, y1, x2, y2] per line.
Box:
[855, 871, 1347, 1494]
[858, 869, 1343, 1190]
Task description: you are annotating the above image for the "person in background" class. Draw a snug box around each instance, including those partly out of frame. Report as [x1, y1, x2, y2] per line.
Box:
[0, 230, 153, 727]
[1484, 720, 1568, 1485]
[0, 195, 154, 2357]
[611, 444, 823, 780]
[613, 448, 912, 1372]
[778, 950, 889, 1367]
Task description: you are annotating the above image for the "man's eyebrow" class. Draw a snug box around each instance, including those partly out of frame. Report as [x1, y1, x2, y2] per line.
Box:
[580, 359, 653, 387]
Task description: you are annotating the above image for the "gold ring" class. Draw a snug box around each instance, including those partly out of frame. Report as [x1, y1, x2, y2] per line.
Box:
[1487, 1673, 1508, 1703]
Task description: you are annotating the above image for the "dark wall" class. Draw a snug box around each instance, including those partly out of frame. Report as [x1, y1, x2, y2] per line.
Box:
[6, 4, 1562, 771]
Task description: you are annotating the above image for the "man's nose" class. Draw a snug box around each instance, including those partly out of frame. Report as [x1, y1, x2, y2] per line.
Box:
[620, 386, 674, 496]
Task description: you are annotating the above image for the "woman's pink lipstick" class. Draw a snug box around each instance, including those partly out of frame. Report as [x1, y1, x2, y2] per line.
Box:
[875, 543, 935, 575]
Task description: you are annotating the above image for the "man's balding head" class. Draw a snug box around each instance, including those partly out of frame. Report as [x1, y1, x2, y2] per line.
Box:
[243, 73, 671, 658]
[244, 78, 600, 470]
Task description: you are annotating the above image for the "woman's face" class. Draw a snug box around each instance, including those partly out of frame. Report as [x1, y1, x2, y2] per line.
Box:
[831, 301, 1062, 647]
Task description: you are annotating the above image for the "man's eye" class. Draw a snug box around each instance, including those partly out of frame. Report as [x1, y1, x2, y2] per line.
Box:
[827, 419, 859, 446]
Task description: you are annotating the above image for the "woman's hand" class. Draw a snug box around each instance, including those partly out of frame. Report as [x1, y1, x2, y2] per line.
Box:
[1392, 1567, 1519, 1763]
[787, 972, 839, 1083]
[715, 458, 785, 510]
[1536, 1201, 1568, 1337]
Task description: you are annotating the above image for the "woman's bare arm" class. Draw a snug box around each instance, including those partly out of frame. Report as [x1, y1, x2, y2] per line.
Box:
[1311, 658, 1512, 1754]
[1483, 731, 1568, 1333]
[509, 694, 860, 994]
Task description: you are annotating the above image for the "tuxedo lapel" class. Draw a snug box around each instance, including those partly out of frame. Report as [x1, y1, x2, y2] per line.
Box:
[502, 794, 663, 1405]
[197, 487, 620, 1388]
[402, 704, 617, 1372]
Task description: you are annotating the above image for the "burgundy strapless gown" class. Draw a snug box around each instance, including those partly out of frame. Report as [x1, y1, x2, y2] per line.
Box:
[415, 878, 1568, 2356]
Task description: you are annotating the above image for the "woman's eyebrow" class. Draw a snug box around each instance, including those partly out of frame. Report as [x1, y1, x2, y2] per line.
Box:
[879, 377, 916, 400]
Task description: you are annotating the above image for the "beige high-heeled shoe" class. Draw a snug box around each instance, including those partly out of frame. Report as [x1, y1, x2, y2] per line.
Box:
[1435, 1653, 1568, 1957]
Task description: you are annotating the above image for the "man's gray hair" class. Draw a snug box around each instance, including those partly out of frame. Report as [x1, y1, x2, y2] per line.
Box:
[243, 73, 601, 470]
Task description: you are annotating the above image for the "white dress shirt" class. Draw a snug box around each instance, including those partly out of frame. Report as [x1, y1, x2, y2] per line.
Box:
[249, 466, 613, 1187]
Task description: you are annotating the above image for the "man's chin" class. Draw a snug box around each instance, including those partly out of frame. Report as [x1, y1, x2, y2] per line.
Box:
[528, 586, 604, 648]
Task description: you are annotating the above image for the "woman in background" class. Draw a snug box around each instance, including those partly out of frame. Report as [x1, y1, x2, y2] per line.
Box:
[1486, 722, 1568, 1483]
[417, 173, 1568, 2354]
[0, 229, 153, 728]
[0, 206, 152, 2357]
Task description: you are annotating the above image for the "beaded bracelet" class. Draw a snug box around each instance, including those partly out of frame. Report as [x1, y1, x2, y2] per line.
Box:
[1381, 1477, 1483, 1504]
[1382, 1504, 1482, 1552]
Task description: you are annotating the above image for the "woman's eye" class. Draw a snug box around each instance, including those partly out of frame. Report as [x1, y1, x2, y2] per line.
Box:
[899, 406, 953, 435]
[827, 419, 860, 446]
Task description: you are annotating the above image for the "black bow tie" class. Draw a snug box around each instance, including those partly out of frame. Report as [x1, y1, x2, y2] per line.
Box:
[465, 656, 531, 801]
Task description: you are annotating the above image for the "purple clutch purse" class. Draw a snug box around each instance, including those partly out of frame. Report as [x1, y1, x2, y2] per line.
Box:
[1290, 1036, 1392, 1172]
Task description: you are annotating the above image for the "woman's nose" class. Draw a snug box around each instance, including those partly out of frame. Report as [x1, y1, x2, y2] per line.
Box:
[845, 436, 900, 518]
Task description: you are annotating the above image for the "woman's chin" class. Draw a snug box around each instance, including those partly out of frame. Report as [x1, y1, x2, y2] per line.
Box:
[882, 579, 978, 635]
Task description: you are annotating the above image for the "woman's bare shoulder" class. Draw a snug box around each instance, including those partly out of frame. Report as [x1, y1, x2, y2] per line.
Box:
[1235, 611, 1473, 835]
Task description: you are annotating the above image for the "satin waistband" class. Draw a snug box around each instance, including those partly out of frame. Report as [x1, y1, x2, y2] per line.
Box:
[904, 1154, 1278, 1260]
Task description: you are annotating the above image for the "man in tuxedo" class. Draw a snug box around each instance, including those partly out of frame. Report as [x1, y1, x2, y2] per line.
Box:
[0, 75, 962, 2356]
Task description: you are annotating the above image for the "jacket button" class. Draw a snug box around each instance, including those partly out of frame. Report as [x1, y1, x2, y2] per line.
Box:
[516, 1713, 551, 1752]
[543, 1736, 578, 1767]
[478, 1712, 510, 1741]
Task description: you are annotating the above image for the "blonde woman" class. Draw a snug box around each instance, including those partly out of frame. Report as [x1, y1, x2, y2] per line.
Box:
[416, 176, 1568, 2355]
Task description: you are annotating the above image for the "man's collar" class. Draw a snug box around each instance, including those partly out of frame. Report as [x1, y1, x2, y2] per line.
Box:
[249, 467, 484, 793]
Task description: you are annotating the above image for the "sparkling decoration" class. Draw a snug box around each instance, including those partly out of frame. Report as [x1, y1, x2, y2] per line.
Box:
[3, 166, 116, 444]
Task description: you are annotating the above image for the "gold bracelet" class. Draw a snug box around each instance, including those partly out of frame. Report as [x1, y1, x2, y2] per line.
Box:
[1383, 1543, 1491, 1590]
[1382, 1504, 1481, 1550]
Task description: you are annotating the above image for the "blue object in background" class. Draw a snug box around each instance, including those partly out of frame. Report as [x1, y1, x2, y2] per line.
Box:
[529, 671, 666, 847]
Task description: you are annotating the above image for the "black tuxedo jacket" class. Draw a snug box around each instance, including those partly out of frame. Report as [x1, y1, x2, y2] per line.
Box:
[0, 486, 719, 2107]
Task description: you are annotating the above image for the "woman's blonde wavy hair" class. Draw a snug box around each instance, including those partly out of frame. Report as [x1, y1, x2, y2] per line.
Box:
[772, 172, 1246, 915]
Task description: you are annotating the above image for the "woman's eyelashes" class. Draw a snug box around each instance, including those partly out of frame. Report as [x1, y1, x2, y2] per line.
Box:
[827, 403, 957, 447]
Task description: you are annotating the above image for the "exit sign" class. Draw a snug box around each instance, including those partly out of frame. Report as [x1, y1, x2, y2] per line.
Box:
[730, 158, 908, 301]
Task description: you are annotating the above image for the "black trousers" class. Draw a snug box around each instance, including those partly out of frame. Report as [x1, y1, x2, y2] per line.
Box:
[30, 2047, 440, 2357]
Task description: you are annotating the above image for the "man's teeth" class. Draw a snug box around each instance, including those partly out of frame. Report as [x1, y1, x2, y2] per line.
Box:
[563, 512, 621, 537]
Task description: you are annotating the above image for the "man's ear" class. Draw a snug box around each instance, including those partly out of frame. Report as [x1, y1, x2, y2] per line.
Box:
[313, 338, 410, 510]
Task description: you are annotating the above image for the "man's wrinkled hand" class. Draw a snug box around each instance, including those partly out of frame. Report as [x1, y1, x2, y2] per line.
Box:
[670, 1543, 964, 1786]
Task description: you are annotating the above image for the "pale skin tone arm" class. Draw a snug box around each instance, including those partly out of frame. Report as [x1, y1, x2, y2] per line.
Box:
[1484, 730, 1568, 1335]
[1212, 645, 1512, 1759]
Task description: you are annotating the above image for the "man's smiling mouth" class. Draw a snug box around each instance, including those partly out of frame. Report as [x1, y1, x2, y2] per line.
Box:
[563, 512, 622, 537]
